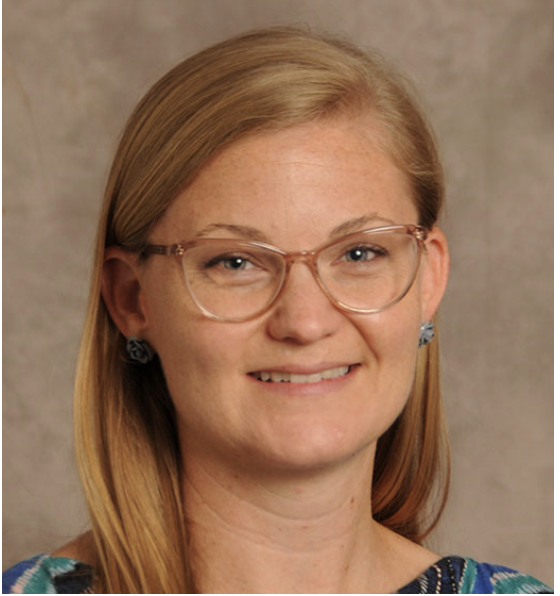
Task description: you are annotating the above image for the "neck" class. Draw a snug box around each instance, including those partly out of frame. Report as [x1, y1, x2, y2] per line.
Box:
[182, 445, 415, 594]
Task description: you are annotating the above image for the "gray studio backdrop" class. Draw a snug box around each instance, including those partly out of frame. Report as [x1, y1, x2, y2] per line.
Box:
[3, 0, 553, 585]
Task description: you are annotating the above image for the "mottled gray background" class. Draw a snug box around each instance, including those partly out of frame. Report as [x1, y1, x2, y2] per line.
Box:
[3, 0, 553, 586]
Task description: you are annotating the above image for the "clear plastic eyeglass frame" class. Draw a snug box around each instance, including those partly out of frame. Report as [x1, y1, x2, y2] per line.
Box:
[142, 224, 428, 322]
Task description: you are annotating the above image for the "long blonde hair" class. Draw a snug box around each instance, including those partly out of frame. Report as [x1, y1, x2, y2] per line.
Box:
[75, 27, 449, 593]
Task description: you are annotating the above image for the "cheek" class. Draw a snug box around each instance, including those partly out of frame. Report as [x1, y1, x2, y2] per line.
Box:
[142, 263, 220, 372]
[147, 292, 251, 424]
[357, 295, 421, 362]
[141, 264, 261, 439]
[354, 297, 422, 408]
[155, 316, 240, 396]
[153, 319, 243, 451]
[142, 271, 218, 397]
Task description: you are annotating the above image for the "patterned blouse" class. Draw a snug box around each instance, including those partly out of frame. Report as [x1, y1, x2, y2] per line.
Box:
[2, 553, 553, 594]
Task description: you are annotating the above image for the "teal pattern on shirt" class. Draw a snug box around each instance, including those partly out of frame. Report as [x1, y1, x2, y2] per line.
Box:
[2, 553, 553, 594]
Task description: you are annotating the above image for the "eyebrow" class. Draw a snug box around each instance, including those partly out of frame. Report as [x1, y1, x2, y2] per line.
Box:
[194, 223, 269, 242]
[328, 213, 396, 238]
[194, 213, 396, 244]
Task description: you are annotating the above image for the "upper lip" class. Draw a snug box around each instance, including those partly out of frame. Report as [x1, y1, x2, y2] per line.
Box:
[248, 362, 359, 375]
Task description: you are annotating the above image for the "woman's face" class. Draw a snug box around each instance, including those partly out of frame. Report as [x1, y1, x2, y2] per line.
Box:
[137, 118, 447, 474]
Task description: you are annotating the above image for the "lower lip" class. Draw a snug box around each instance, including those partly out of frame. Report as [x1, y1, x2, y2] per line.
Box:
[247, 365, 360, 396]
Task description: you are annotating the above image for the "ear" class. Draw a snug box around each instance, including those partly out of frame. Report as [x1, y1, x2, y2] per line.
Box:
[419, 227, 450, 321]
[101, 247, 148, 338]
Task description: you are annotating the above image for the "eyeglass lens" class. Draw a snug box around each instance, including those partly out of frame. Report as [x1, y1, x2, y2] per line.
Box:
[181, 230, 420, 321]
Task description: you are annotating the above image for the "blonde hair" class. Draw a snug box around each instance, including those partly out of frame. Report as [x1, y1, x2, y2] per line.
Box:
[75, 27, 449, 593]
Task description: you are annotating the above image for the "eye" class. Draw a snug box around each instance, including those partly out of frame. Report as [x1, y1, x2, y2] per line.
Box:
[225, 257, 248, 270]
[343, 245, 387, 262]
[205, 254, 256, 271]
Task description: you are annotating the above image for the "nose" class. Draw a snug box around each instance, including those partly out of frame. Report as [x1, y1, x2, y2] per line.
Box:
[265, 260, 345, 344]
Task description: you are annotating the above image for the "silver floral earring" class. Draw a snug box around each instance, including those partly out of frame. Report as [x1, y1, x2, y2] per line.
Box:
[126, 336, 155, 364]
[418, 322, 434, 347]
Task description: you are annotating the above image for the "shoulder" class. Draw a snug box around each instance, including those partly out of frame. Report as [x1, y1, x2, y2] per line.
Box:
[458, 557, 553, 595]
[3, 533, 95, 594]
[397, 556, 553, 594]
[2, 554, 93, 594]
[50, 532, 95, 565]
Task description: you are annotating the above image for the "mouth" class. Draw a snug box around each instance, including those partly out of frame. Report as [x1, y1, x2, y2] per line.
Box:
[248, 365, 357, 384]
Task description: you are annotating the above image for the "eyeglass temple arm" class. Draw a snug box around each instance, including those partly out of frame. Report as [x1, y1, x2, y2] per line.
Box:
[142, 244, 184, 256]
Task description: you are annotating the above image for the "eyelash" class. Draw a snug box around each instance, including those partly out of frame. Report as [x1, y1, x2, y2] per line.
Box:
[204, 254, 256, 270]
[340, 244, 388, 261]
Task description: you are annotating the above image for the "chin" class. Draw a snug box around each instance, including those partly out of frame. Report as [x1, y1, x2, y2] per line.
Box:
[247, 417, 380, 475]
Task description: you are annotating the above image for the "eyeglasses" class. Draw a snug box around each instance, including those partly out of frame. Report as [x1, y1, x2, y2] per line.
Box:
[142, 224, 427, 322]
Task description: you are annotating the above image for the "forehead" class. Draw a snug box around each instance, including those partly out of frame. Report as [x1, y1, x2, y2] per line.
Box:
[153, 118, 416, 244]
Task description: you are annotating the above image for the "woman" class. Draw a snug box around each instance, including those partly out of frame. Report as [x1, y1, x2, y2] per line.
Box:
[3, 27, 552, 594]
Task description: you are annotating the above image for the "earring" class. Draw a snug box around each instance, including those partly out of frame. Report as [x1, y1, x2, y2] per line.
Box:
[418, 322, 434, 347]
[126, 336, 155, 364]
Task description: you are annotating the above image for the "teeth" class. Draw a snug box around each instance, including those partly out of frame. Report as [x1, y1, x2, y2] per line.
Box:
[252, 366, 351, 383]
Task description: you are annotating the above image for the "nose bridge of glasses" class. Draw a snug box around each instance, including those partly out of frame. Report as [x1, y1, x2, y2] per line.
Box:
[279, 249, 333, 305]
[284, 250, 320, 275]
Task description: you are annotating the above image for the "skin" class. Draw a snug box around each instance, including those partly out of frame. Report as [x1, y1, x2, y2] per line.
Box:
[92, 117, 449, 592]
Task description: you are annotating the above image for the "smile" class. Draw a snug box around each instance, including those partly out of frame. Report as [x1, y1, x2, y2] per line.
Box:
[250, 365, 353, 384]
